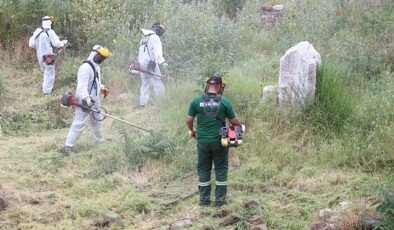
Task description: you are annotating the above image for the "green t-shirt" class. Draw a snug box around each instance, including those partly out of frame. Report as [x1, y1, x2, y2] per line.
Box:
[187, 93, 236, 143]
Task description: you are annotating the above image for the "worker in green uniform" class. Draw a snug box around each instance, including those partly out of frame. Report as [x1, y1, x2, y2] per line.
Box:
[186, 74, 245, 207]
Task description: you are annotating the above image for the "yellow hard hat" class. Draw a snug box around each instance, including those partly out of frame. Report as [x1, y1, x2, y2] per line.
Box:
[96, 47, 110, 58]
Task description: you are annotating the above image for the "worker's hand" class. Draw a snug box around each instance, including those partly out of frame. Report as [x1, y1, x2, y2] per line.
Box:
[61, 40, 68, 47]
[160, 62, 169, 70]
[101, 87, 110, 98]
[241, 123, 246, 133]
[85, 97, 94, 107]
[188, 129, 197, 138]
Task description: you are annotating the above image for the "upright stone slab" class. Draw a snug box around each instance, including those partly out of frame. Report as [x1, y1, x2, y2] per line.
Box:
[278, 41, 321, 106]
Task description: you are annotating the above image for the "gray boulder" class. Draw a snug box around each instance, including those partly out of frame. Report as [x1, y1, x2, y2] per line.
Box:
[278, 41, 321, 106]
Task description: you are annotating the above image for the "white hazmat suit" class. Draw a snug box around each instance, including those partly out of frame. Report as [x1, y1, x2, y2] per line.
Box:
[28, 16, 67, 94]
[64, 46, 107, 149]
[138, 29, 166, 106]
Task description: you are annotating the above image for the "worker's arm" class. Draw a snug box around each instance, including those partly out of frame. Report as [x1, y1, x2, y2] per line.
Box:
[186, 115, 197, 138]
[186, 115, 194, 131]
[228, 118, 241, 126]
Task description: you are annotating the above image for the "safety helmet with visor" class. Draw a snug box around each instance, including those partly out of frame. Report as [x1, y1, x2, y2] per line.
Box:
[42, 16, 54, 29]
[92, 45, 110, 64]
[152, 22, 166, 37]
[206, 73, 226, 94]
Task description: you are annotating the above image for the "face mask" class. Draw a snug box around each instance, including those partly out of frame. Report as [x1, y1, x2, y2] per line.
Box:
[93, 53, 106, 64]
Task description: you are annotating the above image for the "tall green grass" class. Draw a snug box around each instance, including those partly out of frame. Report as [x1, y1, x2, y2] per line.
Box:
[303, 65, 354, 137]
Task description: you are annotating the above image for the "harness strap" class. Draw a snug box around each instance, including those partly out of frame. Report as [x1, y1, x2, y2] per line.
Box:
[83, 60, 99, 95]
[202, 93, 225, 126]
[35, 28, 53, 48]
[140, 34, 153, 61]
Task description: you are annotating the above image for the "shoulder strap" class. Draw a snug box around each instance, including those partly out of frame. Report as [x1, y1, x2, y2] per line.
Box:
[202, 93, 225, 127]
[214, 94, 222, 102]
[203, 93, 222, 102]
[140, 34, 153, 60]
[83, 60, 99, 94]
[202, 93, 222, 119]
[35, 28, 54, 48]
[203, 92, 209, 101]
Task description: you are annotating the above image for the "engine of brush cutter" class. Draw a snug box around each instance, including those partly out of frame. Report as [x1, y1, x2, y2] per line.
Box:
[60, 92, 78, 107]
[128, 61, 144, 75]
[42, 53, 56, 65]
[220, 125, 243, 148]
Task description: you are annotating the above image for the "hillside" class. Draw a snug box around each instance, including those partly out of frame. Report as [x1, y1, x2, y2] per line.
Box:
[0, 0, 393, 229]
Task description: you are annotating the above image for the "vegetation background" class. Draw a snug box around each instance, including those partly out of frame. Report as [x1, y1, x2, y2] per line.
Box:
[0, 0, 393, 229]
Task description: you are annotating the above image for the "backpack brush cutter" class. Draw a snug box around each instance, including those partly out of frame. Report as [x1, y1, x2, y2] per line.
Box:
[60, 92, 152, 133]
[42, 42, 71, 65]
[220, 125, 245, 148]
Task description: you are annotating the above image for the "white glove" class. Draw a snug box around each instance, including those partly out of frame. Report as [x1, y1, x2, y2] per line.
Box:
[85, 97, 94, 107]
[61, 40, 68, 47]
[241, 123, 246, 133]
[160, 62, 169, 69]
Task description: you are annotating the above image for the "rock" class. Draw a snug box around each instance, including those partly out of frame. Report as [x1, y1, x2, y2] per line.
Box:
[102, 211, 121, 225]
[169, 218, 193, 229]
[93, 211, 121, 228]
[278, 41, 321, 106]
[319, 208, 333, 217]
[339, 201, 350, 208]
[272, 4, 285, 11]
[329, 215, 339, 223]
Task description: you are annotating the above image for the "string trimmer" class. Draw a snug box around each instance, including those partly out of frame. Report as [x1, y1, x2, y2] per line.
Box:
[60, 92, 152, 133]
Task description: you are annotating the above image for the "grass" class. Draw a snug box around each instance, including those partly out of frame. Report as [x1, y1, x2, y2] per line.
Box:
[1, 0, 393, 229]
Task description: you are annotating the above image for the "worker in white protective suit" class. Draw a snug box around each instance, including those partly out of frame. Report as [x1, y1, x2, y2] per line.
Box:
[28, 16, 68, 95]
[137, 22, 168, 108]
[60, 45, 110, 155]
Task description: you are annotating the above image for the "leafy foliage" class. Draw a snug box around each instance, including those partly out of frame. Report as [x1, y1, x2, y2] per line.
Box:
[116, 126, 175, 166]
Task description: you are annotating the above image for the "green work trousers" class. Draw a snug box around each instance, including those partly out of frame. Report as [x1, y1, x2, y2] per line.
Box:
[197, 141, 229, 204]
